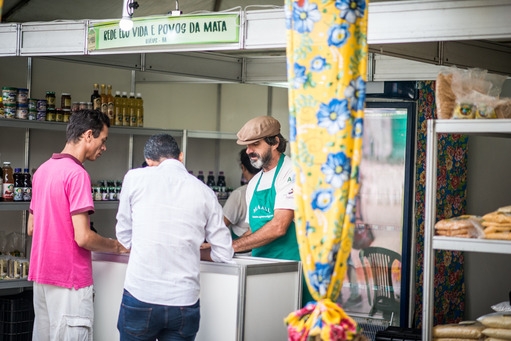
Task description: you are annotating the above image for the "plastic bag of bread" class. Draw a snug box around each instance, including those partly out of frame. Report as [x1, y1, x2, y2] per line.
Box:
[435, 66, 507, 120]
[477, 312, 511, 328]
[432, 321, 485, 339]
[435, 215, 484, 238]
[495, 98, 511, 119]
[482, 328, 511, 340]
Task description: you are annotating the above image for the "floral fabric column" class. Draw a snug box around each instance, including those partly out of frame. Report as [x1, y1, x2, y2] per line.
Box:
[413, 81, 466, 328]
[284, 0, 368, 340]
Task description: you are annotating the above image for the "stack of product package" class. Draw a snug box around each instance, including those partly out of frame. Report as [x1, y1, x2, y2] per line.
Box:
[434, 206, 511, 240]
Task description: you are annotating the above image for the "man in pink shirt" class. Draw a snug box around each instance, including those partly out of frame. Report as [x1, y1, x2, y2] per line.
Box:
[27, 109, 128, 341]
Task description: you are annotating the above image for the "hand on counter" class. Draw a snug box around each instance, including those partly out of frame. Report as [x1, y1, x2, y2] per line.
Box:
[200, 243, 212, 261]
[113, 239, 130, 254]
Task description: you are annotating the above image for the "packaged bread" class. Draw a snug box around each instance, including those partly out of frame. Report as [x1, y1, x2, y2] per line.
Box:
[435, 215, 484, 238]
[432, 322, 485, 339]
[483, 211, 511, 224]
[495, 98, 511, 119]
[478, 312, 511, 329]
[436, 72, 456, 119]
[482, 328, 511, 339]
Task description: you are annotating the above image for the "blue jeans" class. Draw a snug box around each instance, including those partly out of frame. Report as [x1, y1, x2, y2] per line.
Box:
[117, 290, 200, 341]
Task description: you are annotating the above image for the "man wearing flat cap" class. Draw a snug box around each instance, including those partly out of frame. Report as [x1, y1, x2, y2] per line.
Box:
[233, 116, 313, 305]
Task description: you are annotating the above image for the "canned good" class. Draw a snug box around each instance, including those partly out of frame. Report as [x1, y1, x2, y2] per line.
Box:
[16, 104, 28, 119]
[61, 93, 71, 109]
[28, 110, 37, 120]
[36, 111, 46, 121]
[79, 102, 87, 110]
[36, 99, 47, 112]
[2, 87, 17, 105]
[17, 88, 29, 104]
[63, 109, 71, 123]
[28, 98, 38, 111]
[86, 102, 93, 110]
[4, 104, 16, 118]
[46, 91, 56, 108]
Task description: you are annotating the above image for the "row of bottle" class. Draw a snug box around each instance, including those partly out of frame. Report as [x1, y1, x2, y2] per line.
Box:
[90, 83, 144, 127]
[92, 180, 122, 201]
[1, 162, 32, 202]
[193, 170, 231, 199]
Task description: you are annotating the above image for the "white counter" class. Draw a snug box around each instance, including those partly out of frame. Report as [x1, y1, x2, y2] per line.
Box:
[92, 252, 302, 341]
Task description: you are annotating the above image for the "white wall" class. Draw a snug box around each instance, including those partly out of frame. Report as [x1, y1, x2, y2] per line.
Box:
[464, 78, 511, 320]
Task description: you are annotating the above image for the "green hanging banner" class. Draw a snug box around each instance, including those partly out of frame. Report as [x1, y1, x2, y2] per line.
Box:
[88, 13, 240, 51]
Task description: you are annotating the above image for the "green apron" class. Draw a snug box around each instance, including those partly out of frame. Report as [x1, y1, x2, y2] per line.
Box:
[249, 153, 314, 305]
[249, 154, 299, 260]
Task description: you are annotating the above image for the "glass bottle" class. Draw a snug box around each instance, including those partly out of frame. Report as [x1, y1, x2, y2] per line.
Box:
[2, 162, 14, 202]
[128, 92, 137, 127]
[121, 92, 129, 126]
[100, 84, 108, 114]
[23, 168, 32, 202]
[13, 168, 24, 202]
[113, 91, 123, 126]
[135, 93, 144, 127]
[0, 164, 3, 201]
[91, 83, 101, 111]
[197, 171, 205, 183]
[206, 171, 216, 188]
[217, 171, 226, 189]
[106, 85, 115, 121]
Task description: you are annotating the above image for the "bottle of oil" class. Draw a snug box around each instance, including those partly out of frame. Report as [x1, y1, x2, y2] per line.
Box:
[113, 91, 123, 126]
[91, 83, 101, 111]
[100, 84, 108, 114]
[129, 92, 137, 127]
[106, 85, 115, 121]
[135, 93, 144, 127]
[121, 92, 129, 126]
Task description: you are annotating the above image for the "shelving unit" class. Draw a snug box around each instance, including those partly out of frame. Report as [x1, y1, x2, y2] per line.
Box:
[0, 118, 238, 291]
[422, 119, 511, 340]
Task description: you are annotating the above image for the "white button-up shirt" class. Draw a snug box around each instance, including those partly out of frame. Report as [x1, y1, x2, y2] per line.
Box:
[116, 159, 234, 306]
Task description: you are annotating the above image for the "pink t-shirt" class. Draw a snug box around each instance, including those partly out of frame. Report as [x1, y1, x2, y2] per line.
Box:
[28, 153, 95, 289]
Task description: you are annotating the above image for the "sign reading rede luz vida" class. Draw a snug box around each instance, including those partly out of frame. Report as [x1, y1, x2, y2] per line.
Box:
[88, 13, 240, 51]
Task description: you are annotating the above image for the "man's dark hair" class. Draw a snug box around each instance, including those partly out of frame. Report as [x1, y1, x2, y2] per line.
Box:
[240, 148, 259, 175]
[144, 134, 181, 161]
[66, 109, 110, 143]
[264, 133, 287, 153]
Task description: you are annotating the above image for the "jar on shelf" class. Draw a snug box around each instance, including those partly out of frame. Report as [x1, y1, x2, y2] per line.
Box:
[16, 104, 28, 119]
[61, 93, 71, 109]
[63, 109, 71, 123]
[55, 108, 63, 122]
[17, 88, 29, 105]
[2, 87, 17, 105]
[46, 108, 56, 122]
[45, 91, 56, 108]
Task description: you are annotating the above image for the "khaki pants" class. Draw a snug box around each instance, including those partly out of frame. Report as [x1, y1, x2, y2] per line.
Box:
[32, 282, 93, 341]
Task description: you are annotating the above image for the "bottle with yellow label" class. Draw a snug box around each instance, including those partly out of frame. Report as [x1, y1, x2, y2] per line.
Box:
[136, 93, 144, 127]
[113, 91, 123, 126]
[129, 92, 137, 127]
[121, 92, 129, 126]
[100, 84, 108, 114]
[91, 84, 101, 111]
[106, 85, 115, 121]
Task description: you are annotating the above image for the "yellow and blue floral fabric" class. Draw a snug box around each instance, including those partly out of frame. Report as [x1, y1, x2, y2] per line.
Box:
[284, 0, 368, 339]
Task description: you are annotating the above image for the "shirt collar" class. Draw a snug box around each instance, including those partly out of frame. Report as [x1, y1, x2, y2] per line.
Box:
[51, 153, 85, 169]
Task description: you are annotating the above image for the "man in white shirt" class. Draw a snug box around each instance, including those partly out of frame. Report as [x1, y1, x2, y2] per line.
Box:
[115, 133, 234, 341]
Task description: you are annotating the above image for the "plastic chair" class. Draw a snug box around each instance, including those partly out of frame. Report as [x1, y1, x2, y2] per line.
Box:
[359, 246, 401, 322]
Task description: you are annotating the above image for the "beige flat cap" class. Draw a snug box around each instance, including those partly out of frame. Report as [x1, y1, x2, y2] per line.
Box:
[236, 116, 281, 145]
